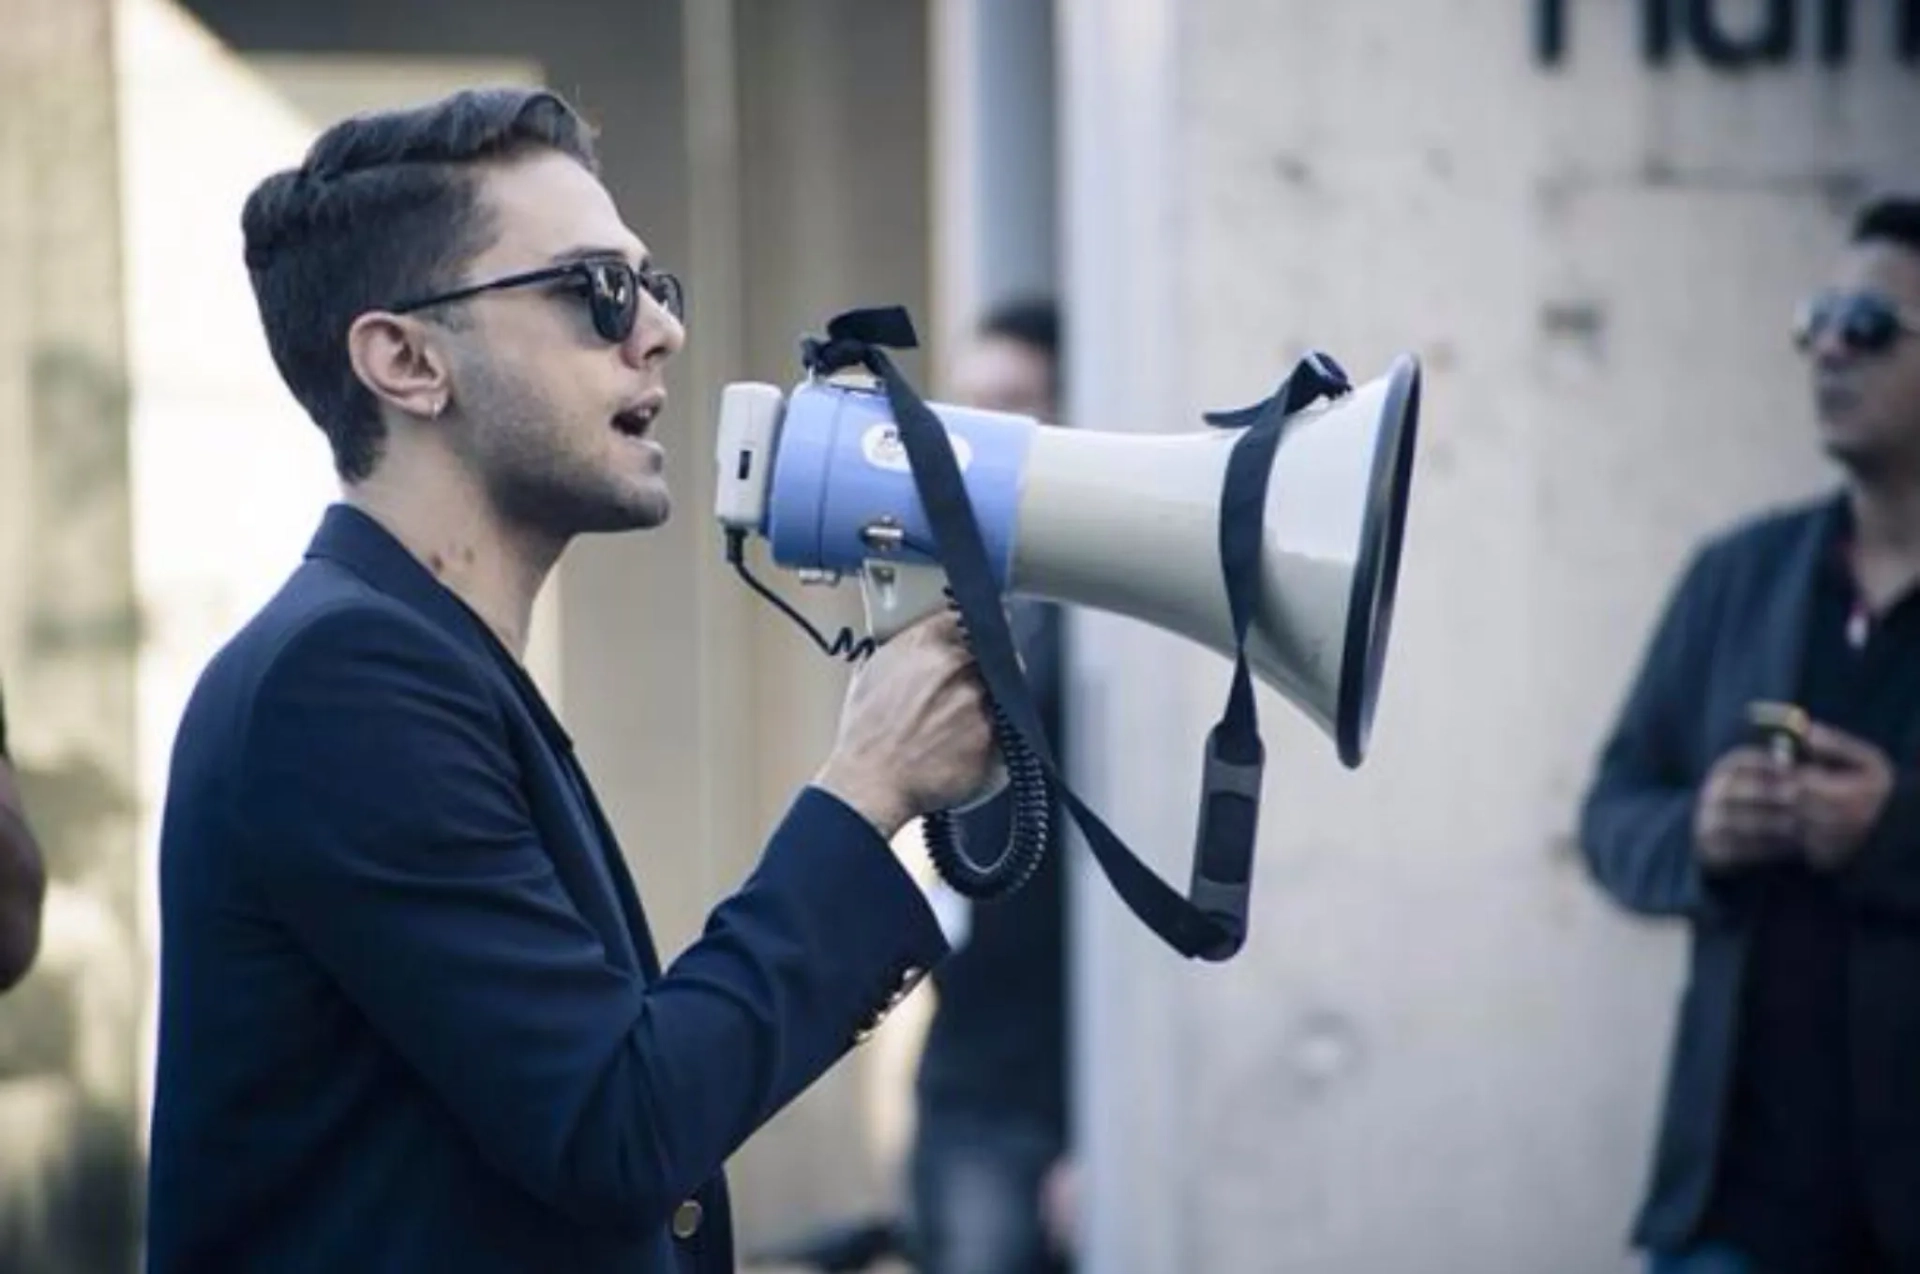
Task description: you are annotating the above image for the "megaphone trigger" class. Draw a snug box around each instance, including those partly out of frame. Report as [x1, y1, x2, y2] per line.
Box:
[854, 559, 953, 645]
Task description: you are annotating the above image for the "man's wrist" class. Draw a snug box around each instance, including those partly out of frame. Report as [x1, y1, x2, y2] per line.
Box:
[811, 758, 912, 843]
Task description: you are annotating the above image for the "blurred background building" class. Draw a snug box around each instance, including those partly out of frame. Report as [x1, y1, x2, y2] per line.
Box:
[0, 0, 1915, 1270]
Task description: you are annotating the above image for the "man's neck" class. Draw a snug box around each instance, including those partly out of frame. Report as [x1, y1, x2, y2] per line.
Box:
[1847, 473, 1920, 557]
[345, 466, 561, 661]
[1842, 466, 1920, 614]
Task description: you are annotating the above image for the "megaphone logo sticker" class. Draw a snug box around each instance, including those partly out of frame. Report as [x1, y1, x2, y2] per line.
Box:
[861, 422, 973, 474]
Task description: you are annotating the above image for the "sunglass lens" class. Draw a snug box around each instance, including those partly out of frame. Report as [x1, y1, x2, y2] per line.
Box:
[1796, 292, 1903, 354]
[645, 270, 684, 322]
[1841, 297, 1899, 352]
[585, 263, 639, 342]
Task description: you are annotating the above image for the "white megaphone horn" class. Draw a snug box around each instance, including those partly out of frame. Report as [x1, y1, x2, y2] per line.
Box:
[712, 308, 1419, 961]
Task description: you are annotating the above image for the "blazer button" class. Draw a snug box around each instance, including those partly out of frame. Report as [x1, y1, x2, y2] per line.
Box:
[672, 1198, 703, 1239]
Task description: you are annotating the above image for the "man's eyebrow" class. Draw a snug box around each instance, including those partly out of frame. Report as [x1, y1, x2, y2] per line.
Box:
[546, 245, 649, 269]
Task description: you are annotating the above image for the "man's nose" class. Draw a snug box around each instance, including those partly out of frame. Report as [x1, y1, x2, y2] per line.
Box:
[1809, 321, 1853, 368]
[623, 298, 686, 368]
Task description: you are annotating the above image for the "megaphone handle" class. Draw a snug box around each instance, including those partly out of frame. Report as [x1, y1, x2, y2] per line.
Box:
[919, 590, 1055, 900]
[847, 558, 1049, 898]
[922, 698, 1052, 901]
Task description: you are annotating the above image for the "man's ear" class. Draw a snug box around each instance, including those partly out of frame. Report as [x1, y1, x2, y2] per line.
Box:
[346, 311, 452, 421]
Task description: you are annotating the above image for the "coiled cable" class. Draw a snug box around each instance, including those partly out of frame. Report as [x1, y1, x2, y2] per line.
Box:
[920, 591, 1051, 899]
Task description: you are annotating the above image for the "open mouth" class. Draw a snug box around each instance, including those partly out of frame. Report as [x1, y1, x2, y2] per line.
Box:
[612, 401, 660, 439]
[1816, 381, 1859, 419]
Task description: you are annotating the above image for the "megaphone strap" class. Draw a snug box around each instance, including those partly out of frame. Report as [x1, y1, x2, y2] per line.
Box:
[799, 307, 1349, 963]
[1193, 350, 1354, 954]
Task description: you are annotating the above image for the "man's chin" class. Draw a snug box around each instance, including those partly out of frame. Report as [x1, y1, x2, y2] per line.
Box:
[528, 488, 671, 538]
[1820, 432, 1897, 478]
[632, 482, 671, 527]
[597, 487, 671, 533]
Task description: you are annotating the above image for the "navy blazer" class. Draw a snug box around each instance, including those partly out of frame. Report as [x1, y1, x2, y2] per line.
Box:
[146, 503, 948, 1273]
[1580, 492, 1920, 1263]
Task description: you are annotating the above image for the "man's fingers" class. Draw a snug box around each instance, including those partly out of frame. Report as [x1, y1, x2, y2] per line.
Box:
[908, 608, 964, 644]
[1701, 829, 1796, 871]
[1717, 807, 1799, 840]
[1719, 767, 1798, 808]
[1711, 781, 1799, 826]
[1803, 721, 1878, 770]
[1710, 747, 1790, 793]
[1717, 746, 1774, 772]
[1795, 765, 1849, 801]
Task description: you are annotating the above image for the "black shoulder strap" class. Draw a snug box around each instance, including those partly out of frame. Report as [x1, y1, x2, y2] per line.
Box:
[801, 307, 1350, 961]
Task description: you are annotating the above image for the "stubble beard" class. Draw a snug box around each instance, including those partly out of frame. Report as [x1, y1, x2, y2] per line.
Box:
[458, 362, 668, 540]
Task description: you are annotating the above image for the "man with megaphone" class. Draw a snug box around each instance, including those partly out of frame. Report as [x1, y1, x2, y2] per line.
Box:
[144, 86, 992, 1274]
[143, 76, 1428, 1274]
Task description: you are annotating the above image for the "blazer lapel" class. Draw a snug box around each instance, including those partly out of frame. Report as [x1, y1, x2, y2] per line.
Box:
[304, 502, 665, 981]
[1748, 495, 1846, 706]
[469, 646, 665, 982]
[559, 767, 663, 981]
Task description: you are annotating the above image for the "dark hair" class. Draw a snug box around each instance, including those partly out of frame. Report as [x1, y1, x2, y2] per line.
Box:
[1851, 194, 1920, 258]
[978, 294, 1061, 369]
[242, 87, 600, 481]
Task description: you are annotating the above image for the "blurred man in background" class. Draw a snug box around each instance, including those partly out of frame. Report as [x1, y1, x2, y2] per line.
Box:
[909, 296, 1076, 1274]
[0, 683, 46, 994]
[1580, 194, 1920, 1274]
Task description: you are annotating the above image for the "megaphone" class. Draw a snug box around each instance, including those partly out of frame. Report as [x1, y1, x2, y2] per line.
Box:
[713, 308, 1419, 961]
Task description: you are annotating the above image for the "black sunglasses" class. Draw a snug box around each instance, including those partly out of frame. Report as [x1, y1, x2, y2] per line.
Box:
[1792, 289, 1920, 356]
[388, 257, 684, 343]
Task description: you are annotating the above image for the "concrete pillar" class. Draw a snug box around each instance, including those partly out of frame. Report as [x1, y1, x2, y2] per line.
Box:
[713, 0, 939, 1235]
[1060, 1, 1920, 1270]
[930, 0, 1059, 378]
[0, 1, 145, 1267]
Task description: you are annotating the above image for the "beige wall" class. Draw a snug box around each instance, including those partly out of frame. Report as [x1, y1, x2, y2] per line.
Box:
[1063, 1, 1920, 1271]
[667, 0, 938, 1228]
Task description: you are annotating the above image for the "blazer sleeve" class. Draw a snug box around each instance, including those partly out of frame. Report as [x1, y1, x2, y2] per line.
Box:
[1577, 543, 1738, 922]
[237, 605, 949, 1238]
